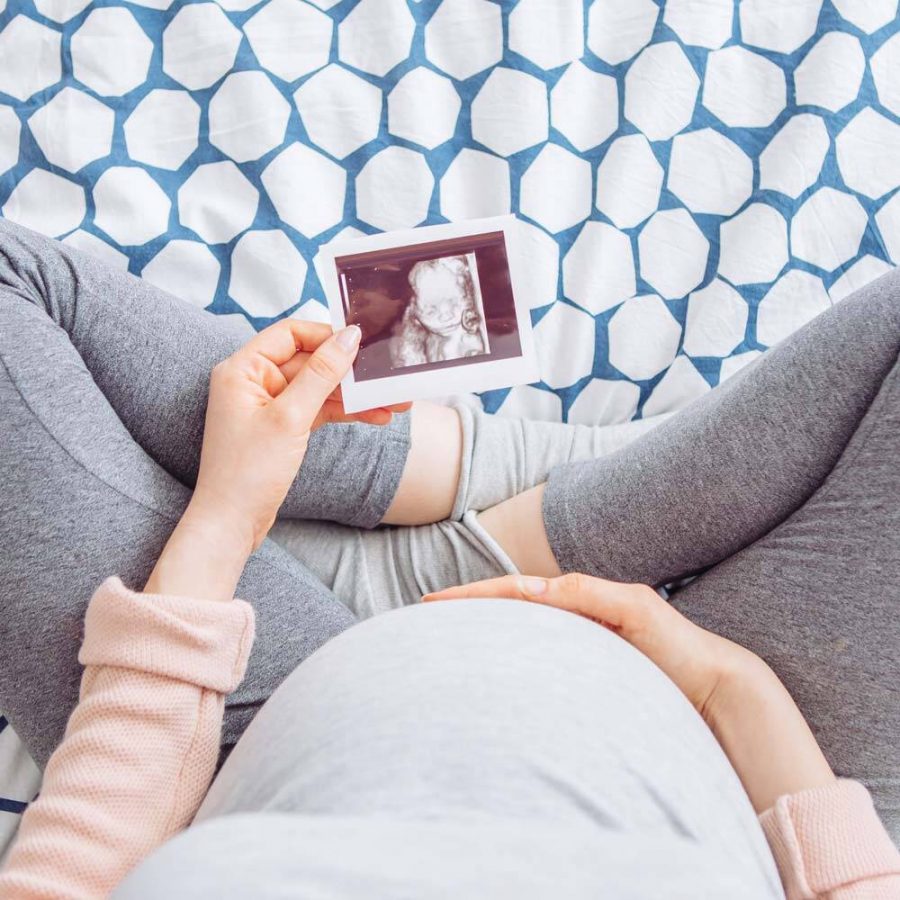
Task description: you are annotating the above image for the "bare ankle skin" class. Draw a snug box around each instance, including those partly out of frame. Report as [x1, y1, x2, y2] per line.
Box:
[382, 402, 464, 525]
[381, 403, 564, 580]
[477, 484, 563, 578]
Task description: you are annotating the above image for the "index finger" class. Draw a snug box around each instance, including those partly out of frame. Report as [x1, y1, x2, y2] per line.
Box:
[424, 573, 647, 631]
[240, 320, 334, 367]
[423, 575, 540, 603]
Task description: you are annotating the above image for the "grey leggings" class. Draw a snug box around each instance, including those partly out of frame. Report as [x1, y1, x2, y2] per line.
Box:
[0, 218, 898, 831]
[0, 219, 410, 766]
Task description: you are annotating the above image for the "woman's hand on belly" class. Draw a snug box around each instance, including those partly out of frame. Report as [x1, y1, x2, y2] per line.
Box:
[424, 574, 836, 813]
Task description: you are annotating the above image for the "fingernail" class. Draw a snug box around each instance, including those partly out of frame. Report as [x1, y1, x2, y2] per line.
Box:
[519, 576, 547, 596]
[336, 325, 361, 350]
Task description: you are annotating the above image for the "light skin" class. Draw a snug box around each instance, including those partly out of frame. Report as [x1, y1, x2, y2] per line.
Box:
[145, 319, 408, 602]
[423, 574, 835, 814]
[382, 405, 560, 574]
[382, 401, 463, 526]
[147, 327, 836, 817]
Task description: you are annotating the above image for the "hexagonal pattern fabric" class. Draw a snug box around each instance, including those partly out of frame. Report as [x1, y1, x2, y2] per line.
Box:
[71, 7, 153, 96]
[208, 71, 291, 163]
[389, 68, 460, 150]
[124, 89, 201, 172]
[0, 0, 897, 425]
[2, 0, 900, 824]
[141, 239, 221, 308]
[28, 88, 114, 173]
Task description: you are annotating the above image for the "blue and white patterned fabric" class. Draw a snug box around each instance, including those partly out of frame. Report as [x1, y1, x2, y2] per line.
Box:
[1, 0, 899, 844]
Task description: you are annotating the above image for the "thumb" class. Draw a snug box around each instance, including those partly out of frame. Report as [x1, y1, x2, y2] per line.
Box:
[276, 325, 360, 424]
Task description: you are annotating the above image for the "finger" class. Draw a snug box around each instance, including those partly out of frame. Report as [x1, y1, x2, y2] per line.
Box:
[350, 408, 393, 426]
[535, 573, 642, 629]
[319, 403, 400, 427]
[314, 401, 388, 425]
[280, 354, 354, 392]
[218, 349, 290, 398]
[275, 325, 361, 424]
[278, 351, 310, 383]
[425, 573, 654, 632]
[241, 320, 334, 368]
[280, 373, 411, 410]
[423, 575, 543, 603]
[312, 400, 396, 429]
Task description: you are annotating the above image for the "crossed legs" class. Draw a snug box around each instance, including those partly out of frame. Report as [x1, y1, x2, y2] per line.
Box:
[476, 270, 900, 835]
[0, 219, 416, 766]
[2, 215, 897, 836]
[0, 218, 585, 765]
[280, 267, 900, 837]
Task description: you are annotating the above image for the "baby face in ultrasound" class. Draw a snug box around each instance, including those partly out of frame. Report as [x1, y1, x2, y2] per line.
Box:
[412, 265, 470, 334]
[390, 255, 487, 368]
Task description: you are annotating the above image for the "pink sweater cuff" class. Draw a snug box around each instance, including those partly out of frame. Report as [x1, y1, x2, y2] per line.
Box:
[78, 576, 255, 693]
[760, 779, 900, 898]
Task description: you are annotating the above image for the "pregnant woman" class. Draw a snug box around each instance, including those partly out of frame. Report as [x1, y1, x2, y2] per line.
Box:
[0, 217, 897, 897]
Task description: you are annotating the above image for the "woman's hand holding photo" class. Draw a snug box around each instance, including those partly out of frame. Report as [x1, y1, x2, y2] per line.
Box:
[191, 319, 365, 550]
[145, 318, 408, 603]
[424, 574, 837, 815]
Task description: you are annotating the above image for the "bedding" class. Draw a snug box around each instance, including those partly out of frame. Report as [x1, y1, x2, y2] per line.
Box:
[0, 0, 898, 855]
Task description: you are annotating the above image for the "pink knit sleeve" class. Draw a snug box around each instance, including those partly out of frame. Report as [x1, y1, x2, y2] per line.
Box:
[0, 577, 255, 900]
[760, 780, 900, 899]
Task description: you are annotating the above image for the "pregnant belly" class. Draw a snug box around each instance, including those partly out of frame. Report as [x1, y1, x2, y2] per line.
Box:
[196, 599, 777, 885]
[203, 600, 743, 821]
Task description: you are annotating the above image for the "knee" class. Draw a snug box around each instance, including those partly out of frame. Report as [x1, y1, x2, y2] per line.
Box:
[847, 264, 900, 319]
[0, 285, 55, 340]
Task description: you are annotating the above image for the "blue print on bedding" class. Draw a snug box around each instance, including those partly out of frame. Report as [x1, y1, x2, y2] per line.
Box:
[0, 0, 898, 838]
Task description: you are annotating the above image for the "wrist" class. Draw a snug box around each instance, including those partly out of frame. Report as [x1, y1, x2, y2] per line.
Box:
[144, 500, 254, 603]
[707, 650, 799, 734]
[179, 497, 256, 560]
[706, 653, 835, 813]
[188, 478, 275, 552]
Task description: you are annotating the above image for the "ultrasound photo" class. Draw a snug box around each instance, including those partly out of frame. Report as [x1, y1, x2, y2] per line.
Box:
[319, 215, 539, 413]
[333, 230, 522, 384]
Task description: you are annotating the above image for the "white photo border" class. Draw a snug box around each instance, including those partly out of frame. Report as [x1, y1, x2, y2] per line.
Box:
[317, 215, 540, 414]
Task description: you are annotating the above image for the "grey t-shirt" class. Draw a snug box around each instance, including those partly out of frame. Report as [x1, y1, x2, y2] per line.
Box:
[116, 600, 783, 899]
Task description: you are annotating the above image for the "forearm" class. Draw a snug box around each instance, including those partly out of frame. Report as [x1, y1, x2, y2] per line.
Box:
[709, 657, 900, 898]
[761, 781, 900, 900]
[707, 654, 835, 815]
[144, 499, 253, 602]
[0, 579, 255, 899]
[0, 669, 225, 898]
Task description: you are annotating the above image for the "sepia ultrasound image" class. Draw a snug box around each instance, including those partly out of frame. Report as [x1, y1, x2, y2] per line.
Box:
[334, 231, 522, 383]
